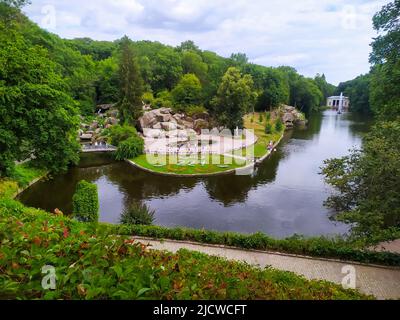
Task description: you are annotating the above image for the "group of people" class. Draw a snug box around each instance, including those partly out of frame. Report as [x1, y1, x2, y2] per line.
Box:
[267, 141, 276, 153]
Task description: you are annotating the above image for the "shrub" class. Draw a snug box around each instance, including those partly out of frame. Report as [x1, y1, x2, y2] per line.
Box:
[120, 202, 155, 225]
[186, 105, 207, 117]
[266, 112, 271, 121]
[114, 136, 144, 160]
[265, 123, 273, 134]
[142, 92, 154, 105]
[275, 119, 284, 132]
[107, 225, 400, 267]
[72, 180, 99, 223]
[258, 113, 263, 123]
[0, 203, 370, 300]
[108, 125, 139, 146]
[153, 90, 173, 109]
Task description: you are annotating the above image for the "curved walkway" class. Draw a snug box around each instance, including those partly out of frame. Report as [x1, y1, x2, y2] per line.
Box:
[144, 132, 257, 155]
[134, 237, 400, 300]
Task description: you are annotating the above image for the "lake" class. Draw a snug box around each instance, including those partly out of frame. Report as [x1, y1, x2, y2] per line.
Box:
[18, 110, 371, 238]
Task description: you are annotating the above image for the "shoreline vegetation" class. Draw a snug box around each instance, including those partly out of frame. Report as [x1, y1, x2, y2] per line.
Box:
[2, 163, 399, 267]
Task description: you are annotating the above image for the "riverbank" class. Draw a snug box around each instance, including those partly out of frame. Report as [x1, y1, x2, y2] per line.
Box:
[0, 163, 47, 200]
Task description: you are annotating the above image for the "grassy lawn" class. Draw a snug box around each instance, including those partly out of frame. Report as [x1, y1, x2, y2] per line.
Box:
[243, 112, 285, 158]
[0, 163, 47, 199]
[133, 153, 246, 175]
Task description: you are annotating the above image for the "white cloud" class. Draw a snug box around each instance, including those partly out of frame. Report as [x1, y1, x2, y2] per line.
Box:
[23, 0, 392, 84]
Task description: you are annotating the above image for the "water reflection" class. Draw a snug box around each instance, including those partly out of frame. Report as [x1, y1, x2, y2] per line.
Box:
[18, 111, 371, 238]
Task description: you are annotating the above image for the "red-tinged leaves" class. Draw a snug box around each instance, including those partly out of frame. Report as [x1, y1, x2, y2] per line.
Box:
[32, 236, 42, 246]
[63, 227, 69, 238]
[12, 262, 20, 270]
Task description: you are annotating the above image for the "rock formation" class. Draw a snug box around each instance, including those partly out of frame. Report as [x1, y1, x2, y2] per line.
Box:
[139, 108, 210, 136]
[280, 105, 307, 129]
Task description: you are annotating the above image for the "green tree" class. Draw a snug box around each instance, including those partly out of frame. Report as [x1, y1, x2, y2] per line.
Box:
[182, 50, 208, 84]
[108, 125, 139, 146]
[255, 68, 290, 111]
[336, 74, 371, 114]
[66, 37, 116, 61]
[322, 122, 400, 236]
[117, 36, 144, 125]
[230, 53, 249, 68]
[314, 73, 336, 106]
[136, 44, 183, 92]
[171, 74, 202, 112]
[292, 77, 323, 113]
[114, 136, 144, 160]
[0, 19, 80, 176]
[177, 40, 200, 53]
[322, 1, 400, 238]
[72, 180, 99, 223]
[96, 57, 119, 104]
[212, 67, 256, 130]
[369, 0, 400, 119]
[278, 66, 323, 113]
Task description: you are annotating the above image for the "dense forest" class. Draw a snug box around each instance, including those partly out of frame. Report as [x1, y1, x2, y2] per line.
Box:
[0, 1, 336, 177]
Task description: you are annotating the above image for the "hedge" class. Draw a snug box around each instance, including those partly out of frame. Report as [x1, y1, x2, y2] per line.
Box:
[72, 180, 99, 223]
[114, 136, 144, 161]
[101, 224, 400, 267]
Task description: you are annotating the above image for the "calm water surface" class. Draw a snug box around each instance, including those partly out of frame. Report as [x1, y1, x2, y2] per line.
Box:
[18, 111, 371, 238]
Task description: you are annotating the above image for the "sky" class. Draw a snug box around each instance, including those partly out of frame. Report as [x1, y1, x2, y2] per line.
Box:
[23, 0, 391, 85]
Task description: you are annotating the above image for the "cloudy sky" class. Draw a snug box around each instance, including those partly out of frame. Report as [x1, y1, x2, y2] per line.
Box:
[23, 0, 390, 85]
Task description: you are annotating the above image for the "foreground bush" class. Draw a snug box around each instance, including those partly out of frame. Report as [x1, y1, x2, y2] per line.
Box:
[114, 136, 144, 161]
[120, 202, 155, 225]
[72, 180, 99, 223]
[0, 199, 370, 300]
[108, 125, 138, 146]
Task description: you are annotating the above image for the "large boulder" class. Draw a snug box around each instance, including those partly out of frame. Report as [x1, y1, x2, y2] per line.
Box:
[161, 122, 178, 131]
[143, 128, 164, 138]
[173, 113, 184, 121]
[194, 119, 209, 131]
[89, 121, 99, 130]
[105, 117, 118, 126]
[192, 112, 210, 121]
[180, 120, 194, 129]
[80, 133, 93, 141]
[152, 122, 162, 130]
[158, 113, 174, 123]
[159, 107, 173, 115]
[283, 105, 296, 113]
[139, 111, 158, 129]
